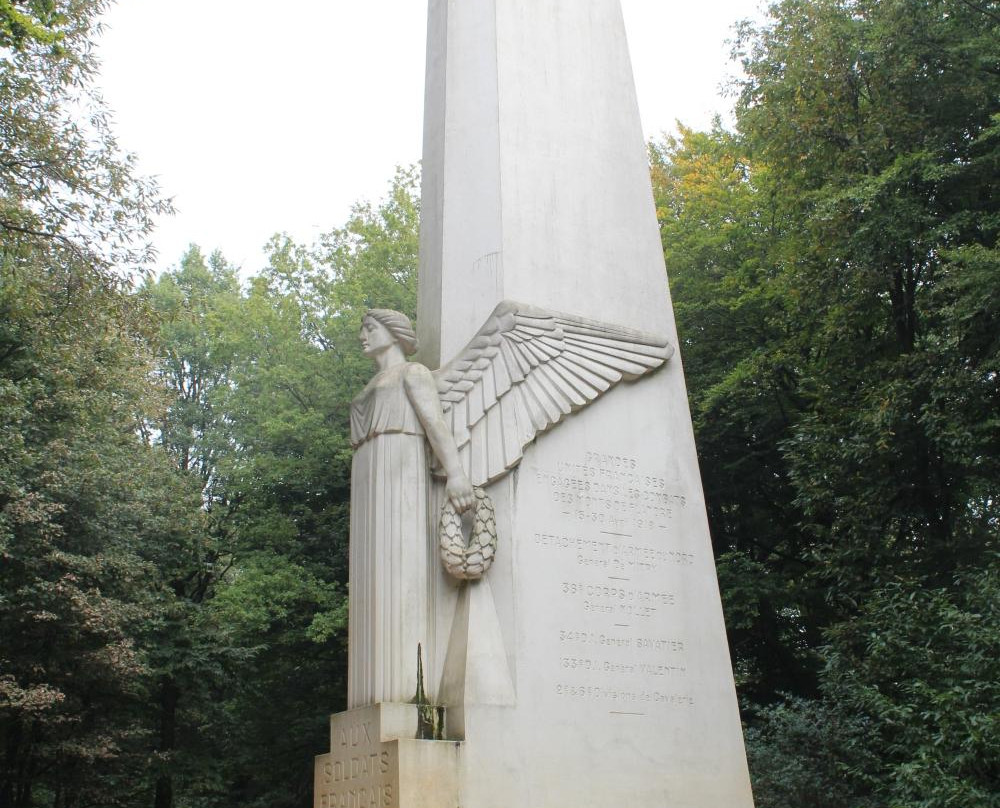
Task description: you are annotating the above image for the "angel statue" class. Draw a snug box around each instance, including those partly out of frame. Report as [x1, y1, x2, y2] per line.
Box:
[347, 302, 673, 709]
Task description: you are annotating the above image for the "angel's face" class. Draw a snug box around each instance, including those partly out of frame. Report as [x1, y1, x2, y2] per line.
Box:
[360, 316, 395, 358]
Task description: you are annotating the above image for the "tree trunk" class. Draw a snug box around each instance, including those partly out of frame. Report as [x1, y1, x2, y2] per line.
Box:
[0, 719, 31, 808]
[153, 678, 179, 808]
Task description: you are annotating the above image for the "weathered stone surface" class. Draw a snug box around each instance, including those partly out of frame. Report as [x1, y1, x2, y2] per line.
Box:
[318, 0, 756, 805]
[414, 0, 757, 806]
[314, 705, 460, 808]
[348, 300, 672, 709]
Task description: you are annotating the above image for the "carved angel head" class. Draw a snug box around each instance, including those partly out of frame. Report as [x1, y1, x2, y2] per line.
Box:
[361, 309, 419, 357]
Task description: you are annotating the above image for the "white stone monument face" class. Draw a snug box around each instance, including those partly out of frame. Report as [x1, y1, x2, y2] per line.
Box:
[414, 0, 756, 806]
[345, 302, 671, 712]
[316, 0, 756, 805]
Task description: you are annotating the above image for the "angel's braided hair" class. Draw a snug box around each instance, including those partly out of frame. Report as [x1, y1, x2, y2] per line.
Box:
[365, 309, 419, 356]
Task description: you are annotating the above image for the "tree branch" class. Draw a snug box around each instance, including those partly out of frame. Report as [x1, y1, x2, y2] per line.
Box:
[955, 0, 1000, 26]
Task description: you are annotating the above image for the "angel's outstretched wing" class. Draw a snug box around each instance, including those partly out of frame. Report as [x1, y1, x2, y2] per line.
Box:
[432, 301, 673, 487]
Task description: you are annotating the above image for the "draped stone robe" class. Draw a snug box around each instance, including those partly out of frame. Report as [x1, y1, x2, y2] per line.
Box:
[348, 362, 433, 708]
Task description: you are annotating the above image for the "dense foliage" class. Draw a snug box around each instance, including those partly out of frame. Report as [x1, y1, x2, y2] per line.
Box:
[137, 171, 419, 807]
[2, 0, 997, 806]
[652, 0, 999, 805]
[1, 2, 192, 805]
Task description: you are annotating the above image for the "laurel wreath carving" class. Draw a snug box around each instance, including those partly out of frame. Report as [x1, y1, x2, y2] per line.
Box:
[439, 487, 498, 580]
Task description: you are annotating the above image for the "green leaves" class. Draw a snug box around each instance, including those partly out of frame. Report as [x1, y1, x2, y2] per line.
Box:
[747, 564, 1000, 808]
[132, 168, 420, 807]
[658, 1, 999, 803]
[0, 0, 69, 50]
[0, 258, 203, 805]
[826, 562, 1000, 807]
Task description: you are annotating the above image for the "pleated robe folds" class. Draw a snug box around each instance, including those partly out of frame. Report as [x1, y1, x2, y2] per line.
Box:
[348, 362, 433, 708]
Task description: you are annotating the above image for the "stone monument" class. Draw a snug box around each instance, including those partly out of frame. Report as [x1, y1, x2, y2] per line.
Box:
[314, 1, 756, 806]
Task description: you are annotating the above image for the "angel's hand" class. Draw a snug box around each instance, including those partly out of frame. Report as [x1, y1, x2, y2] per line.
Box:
[446, 473, 475, 513]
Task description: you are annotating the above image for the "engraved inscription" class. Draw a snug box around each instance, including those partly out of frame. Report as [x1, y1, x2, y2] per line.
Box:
[317, 720, 394, 808]
[555, 684, 695, 706]
[534, 532, 695, 571]
[535, 452, 689, 532]
[558, 630, 686, 653]
[320, 751, 390, 786]
[532, 449, 697, 714]
[559, 657, 688, 676]
[318, 780, 393, 808]
[560, 581, 676, 618]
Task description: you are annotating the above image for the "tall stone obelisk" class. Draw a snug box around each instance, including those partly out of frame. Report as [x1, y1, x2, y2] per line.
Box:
[416, 1, 755, 806]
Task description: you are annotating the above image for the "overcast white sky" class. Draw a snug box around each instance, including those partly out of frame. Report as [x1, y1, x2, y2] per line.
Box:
[95, 1, 765, 275]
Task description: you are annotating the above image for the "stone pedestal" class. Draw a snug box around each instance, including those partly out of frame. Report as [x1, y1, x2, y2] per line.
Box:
[313, 704, 460, 808]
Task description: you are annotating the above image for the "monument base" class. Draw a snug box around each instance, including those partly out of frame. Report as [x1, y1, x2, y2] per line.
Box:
[313, 703, 460, 808]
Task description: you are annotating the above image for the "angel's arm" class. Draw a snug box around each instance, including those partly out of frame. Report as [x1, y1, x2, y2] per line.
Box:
[404, 363, 475, 512]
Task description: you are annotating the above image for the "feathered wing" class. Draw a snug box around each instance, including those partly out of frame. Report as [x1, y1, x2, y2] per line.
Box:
[432, 301, 674, 487]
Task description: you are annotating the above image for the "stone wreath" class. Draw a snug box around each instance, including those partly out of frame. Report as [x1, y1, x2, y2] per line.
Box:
[439, 486, 497, 580]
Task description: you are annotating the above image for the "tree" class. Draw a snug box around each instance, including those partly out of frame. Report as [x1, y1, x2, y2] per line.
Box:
[141, 247, 248, 808]
[651, 126, 823, 701]
[653, 0, 999, 803]
[748, 560, 1000, 808]
[1, 2, 191, 805]
[733, 0, 1000, 594]
[135, 168, 421, 808]
[0, 0, 67, 49]
[1, 0, 167, 282]
[0, 265, 205, 807]
[193, 169, 419, 808]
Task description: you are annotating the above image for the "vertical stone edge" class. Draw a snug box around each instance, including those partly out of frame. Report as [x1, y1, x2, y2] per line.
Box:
[417, 0, 505, 367]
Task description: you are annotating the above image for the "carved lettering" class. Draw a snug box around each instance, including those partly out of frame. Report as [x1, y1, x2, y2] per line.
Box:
[559, 656, 688, 676]
[554, 684, 695, 706]
[560, 581, 676, 619]
[337, 722, 374, 749]
[535, 451, 689, 533]
[320, 785, 394, 808]
[319, 720, 394, 808]
[529, 447, 698, 717]
[534, 532, 695, 571]
[558, 629, 686, 653]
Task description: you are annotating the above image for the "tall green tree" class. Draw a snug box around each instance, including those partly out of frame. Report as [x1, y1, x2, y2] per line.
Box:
[654, 1, 999, 805]
[147, 247, 241, 489]
[651, 126, 821, 700]
[142, 247, 249, 808]
[0, 263, 205, 807]
[733, 0, 999, 594]
[197, 168, 419, 808]
[138, 168, 420, 808]
[1, 2, 193, 805]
